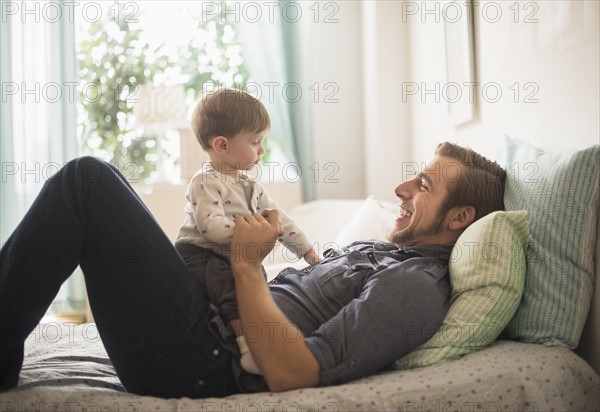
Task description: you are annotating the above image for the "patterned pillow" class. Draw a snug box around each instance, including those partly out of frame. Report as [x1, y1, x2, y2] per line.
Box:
[394, 210, 529, 369]
[498, 136, 600, 348]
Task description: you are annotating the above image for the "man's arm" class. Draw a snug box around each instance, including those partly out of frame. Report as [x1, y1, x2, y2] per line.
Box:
[303, 267, 449, 386]
[230, 211, 320, 392]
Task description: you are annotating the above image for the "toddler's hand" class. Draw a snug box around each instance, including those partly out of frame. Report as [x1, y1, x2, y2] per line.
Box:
[303, 248, 321, 264]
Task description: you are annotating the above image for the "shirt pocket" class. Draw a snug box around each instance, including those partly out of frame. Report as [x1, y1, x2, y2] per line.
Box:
[318, 251, 376, 303]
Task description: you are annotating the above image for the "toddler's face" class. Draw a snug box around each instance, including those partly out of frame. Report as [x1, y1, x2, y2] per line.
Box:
[225, 130, 268, 170]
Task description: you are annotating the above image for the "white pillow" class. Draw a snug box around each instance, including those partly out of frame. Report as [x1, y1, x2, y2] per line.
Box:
[334, 196, 397, 248]
[266, 199, 365, 266]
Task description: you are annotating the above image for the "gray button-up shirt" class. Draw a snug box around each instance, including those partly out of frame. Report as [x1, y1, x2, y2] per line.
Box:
[211, 240, 452, 391]
[270, 241, 452, 386]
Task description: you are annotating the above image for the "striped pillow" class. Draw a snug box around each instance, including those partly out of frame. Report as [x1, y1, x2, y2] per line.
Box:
[394, 210, 529, 369]
[499, 136, 600, 348]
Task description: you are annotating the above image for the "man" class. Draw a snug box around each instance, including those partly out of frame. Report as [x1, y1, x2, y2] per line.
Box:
[228, 142, 506, 391]
[0, 142, 505, 397]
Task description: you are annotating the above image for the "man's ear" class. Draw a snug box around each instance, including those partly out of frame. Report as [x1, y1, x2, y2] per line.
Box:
[211, 136, 228, 154]
[448, 205, 476, 231]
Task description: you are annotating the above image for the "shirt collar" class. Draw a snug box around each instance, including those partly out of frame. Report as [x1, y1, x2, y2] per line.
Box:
[402, 244, 453, 261]
[372, 241, 453, 261]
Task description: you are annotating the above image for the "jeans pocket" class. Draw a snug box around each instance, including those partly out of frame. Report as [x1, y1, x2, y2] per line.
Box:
[115, 339, 206, 398]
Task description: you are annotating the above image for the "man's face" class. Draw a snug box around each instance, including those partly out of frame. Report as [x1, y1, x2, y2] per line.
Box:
[389, 155, 462, 248]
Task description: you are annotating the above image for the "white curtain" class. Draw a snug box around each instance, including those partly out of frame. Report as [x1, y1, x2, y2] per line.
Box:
[235, 0, 316, 201]
[1, 0, 84, 314]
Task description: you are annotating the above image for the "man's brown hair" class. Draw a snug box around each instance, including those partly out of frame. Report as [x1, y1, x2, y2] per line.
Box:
[191, 88, 271, 150]
[435, 142, 506, 221]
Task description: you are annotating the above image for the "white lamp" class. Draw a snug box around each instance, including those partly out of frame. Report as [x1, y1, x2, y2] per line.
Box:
[133, 84, 188, 182]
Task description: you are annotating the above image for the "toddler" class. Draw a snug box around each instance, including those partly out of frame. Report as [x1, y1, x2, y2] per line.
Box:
[175, 88, 319, 375]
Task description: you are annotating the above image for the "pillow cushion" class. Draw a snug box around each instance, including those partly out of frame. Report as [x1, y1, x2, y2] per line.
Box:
[334, 195, 396, 248]
[394, 210, 529, 369]
[497, 136, 600, 348]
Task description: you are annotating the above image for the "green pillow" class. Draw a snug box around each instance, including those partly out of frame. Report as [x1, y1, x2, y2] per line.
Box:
[394, 210, 528, 369]
[498, 136, 600, 348]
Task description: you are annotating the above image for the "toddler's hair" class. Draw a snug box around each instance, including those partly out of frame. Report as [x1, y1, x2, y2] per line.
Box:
[191, 88, 271, 150]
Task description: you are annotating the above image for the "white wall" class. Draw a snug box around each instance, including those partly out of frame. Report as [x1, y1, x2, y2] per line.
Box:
[361, 1, 412, 203]
[309, 1, 366, 200]
[298, 0, 600, 201]
[403, 1, 600, 163]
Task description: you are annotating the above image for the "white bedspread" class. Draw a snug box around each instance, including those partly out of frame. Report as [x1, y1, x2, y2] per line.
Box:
[1, 323, 598, 411]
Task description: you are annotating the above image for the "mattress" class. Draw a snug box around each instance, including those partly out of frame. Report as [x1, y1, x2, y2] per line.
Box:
[2, 323, 598, 411]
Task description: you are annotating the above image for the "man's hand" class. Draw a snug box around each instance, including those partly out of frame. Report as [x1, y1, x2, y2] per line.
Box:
[230, 210, 320, 391]
[231, 209, 280, 266]
[261, 209, 285, 237]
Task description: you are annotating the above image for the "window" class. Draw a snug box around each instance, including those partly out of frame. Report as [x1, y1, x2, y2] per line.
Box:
[75, 1, 282, 182]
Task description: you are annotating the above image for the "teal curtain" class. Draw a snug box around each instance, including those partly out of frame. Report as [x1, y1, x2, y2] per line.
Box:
[280, 0, 315, 201]
[235, 1, 316, 201]
[1, 1, 84, 315]
[0, 7, 16, 245]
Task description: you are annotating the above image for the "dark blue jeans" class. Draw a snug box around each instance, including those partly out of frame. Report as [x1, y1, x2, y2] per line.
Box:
[0, 157, 239, 398]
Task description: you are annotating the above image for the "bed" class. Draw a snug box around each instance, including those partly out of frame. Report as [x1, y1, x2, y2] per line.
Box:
[2, 137, 599, 411]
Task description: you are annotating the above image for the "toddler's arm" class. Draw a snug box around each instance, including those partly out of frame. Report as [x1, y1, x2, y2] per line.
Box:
[255, 184, 317, 261]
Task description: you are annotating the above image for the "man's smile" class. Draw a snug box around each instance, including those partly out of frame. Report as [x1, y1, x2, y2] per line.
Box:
[397, 204, 413, 219]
